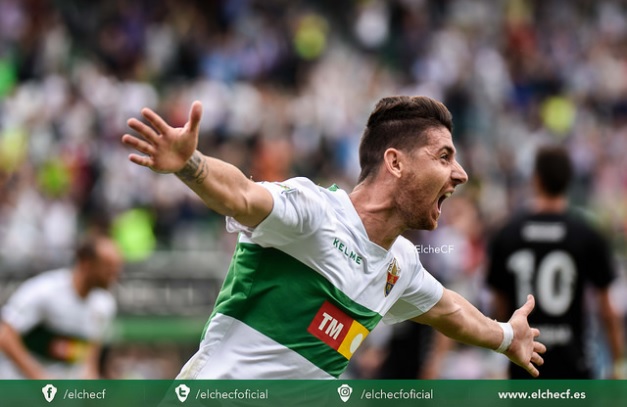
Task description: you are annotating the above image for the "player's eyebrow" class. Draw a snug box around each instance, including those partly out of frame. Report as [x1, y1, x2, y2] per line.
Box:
[438, 145, 456, 157]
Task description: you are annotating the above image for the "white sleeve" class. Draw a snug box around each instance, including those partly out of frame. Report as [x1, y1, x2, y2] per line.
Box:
[382, 263, 444, 325]
[226, 177, 332, 247]
[1, 278, 46, 334]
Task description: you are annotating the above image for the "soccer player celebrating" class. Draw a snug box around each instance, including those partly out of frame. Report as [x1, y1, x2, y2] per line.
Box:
[122, 96, 545, 379]
[487, 145, 624, 379]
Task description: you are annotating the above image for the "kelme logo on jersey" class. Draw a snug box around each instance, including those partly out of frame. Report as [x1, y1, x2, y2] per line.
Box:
[384, 258, 401, 296]
[307, 301, 369, 360]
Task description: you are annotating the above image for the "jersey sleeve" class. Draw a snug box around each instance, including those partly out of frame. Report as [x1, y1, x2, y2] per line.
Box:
[382, 262, 444, 325]
[1, 278, 46, 334]
[225, 177, 332, 247]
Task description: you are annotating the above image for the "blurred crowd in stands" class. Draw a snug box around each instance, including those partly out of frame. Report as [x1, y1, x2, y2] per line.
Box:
[0, 0, 626, 378]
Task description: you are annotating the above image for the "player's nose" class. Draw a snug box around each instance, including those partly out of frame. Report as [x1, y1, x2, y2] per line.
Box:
[452, 160, 468, 186]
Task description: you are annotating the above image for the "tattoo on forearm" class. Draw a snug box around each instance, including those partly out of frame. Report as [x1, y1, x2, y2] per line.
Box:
[175, 151, 209, 184]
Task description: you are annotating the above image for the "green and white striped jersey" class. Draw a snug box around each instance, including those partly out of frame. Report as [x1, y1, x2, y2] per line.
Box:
[177, 178, 443, 379]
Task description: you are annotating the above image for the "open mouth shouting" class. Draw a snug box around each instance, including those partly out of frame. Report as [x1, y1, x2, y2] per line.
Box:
[437, 191, 453, 214]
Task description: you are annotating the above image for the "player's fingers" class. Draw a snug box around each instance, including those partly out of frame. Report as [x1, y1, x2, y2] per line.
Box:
[141, 107, 171, 136]
[531, 352, 544, 366]
[121, 134, 156, 156]
[128, 153, 153, 168]
[516, 294, 536, 317]
[127, 118, 160, 143]
[526, 363, 540, 378]
[531, 327, 541, 338]
[187, 101, 203, 135]
[534, 340, 547, 354]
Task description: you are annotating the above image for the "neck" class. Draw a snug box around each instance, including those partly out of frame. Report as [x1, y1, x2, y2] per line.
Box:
[72, 268, 91, 298]
[533, 194, 568, 213]
[349, 183, 403, 250]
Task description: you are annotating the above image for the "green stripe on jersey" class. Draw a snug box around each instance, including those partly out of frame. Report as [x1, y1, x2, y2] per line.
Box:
[204, 242, 382, 377]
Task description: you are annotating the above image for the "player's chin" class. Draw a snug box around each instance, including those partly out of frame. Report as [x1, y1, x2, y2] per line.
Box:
[410, 216, 438, 231]
[426, 212, 440, 230]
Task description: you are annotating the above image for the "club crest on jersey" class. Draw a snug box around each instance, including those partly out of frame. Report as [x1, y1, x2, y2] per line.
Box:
[384, 258, 401, 296]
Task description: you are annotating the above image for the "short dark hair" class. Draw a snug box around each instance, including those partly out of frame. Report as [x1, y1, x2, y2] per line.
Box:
[357, 96, 453, 183]
[534, 145, 573, 197]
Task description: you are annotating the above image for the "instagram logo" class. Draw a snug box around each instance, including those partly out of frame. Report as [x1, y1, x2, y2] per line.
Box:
[337, 384, 353, 402]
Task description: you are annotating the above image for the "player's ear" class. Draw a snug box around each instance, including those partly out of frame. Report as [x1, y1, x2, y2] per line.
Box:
[383, 148, 403, 179]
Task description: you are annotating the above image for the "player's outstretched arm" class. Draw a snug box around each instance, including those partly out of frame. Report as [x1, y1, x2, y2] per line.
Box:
[121, 102, 273, 227]
[412, 290, 546, 377]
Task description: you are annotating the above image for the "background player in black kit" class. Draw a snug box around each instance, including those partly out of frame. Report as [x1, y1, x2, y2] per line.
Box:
[487, 145, 624, 379]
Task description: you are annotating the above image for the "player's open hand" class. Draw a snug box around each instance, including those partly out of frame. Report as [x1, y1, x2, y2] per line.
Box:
[505, 294, 547, 377]
[122, 101, 203, 173]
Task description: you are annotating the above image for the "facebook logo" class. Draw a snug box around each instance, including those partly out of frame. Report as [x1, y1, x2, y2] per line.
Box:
[42, 384, 57, 403]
